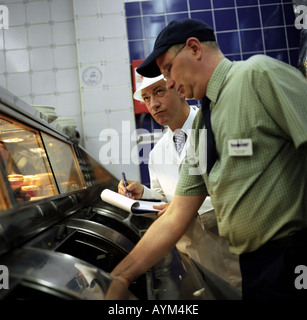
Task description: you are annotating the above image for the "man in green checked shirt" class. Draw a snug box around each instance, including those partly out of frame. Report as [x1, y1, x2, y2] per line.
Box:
[109, 19, 307, 300]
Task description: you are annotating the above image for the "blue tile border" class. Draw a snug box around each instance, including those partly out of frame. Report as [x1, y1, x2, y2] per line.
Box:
[125, 1, 300, 66]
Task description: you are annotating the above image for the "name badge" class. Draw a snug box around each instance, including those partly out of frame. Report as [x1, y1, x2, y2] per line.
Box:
[228, 139, 253, 156]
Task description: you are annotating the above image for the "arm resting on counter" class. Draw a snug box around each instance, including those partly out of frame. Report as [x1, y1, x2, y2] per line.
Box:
[109, 194, 206, 289]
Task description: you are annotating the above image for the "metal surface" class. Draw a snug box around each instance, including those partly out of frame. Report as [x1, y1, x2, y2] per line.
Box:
[0, 247, 136, 300]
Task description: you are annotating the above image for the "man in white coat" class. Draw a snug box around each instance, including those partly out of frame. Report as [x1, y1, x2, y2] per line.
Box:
[118, 75, 241, 291]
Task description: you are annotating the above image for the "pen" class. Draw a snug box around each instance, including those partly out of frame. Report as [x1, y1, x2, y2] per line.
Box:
[122, 172, 129, 197]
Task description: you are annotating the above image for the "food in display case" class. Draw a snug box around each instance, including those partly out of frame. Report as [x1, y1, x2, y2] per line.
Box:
[41, 133, 85, 193]
[0, 115, 58, 203]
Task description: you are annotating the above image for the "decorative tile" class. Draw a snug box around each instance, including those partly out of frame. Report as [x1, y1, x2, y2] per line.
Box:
[288, 49, 299, 66]
[7, 72, 30, 96]
[4, 26, 27, 50]
[237, 6, 261, 29]
[216, 31, 240, 54]
[286, 26, 300, 48]
[83, 111, 109, 138]
[283, 3, 296, 25]
[52, 22, 75, 45]
[104, 38, 130, 62]
[56, 69, 80, 92]
[212, 0, 235, 9]
[126, 17, 143, 40]
[143, 15, 166, 38]
[189, 0, 211, 11]
[259, 0, 282, 4]
[28, 24, 52, 47]
[27, 1, 50, 24]
[145, 38, 155, 56]
[54, 45, 77, 69]
[142, 0, 164, 15]
[190, 11, 213, 27]
[31, 71, 56, 95]
[5, 49, 29, 72]
[75, 16, 101, 40]
[124, 1, 140, 17]
[81, 87, 107, 114]
[30, 47, 54, 71]
[128, 40, 145, 60]
[80, 65, 104, 89]
[165, 0, 188, 13]
[266, 49, 289, 63]
[261, 5, 285, 27]
[125, 0, 299, 69]
[0, 30, 3, 50]
[74, 0, 99, 16]
[5, 2, 26, 26]
[240, 29, 264, 52]
[78, 40, 103, 65]
[100, 0, 124, 14]
[263, 27, 287, 50]
[105, 61, 131, 86]
[107, 85, 133, 111]
[166, 12, 189, 24]
[51, 0, 74, 22]
[56, 92, 81, 116]
[101, 14, 126, 38]
[214, 9, 237, 32]
[0, 50, 4, 72]
[236, 0, 259, 6]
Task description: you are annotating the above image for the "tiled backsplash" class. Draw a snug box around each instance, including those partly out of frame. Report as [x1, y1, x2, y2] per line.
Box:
[124, 0, 301, 186]
[0, 0, 140, 182]
[0, 0, 81, 130]
[125, 0, 300, 66]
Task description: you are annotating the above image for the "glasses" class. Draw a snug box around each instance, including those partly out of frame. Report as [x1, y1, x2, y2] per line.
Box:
[162, 44, 185, 80]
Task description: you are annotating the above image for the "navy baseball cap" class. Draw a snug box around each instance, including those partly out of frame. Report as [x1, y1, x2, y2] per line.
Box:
[137, 18, 216, 77]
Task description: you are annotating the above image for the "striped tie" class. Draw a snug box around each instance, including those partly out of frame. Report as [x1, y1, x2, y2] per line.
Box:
[173, 129, 186, 155]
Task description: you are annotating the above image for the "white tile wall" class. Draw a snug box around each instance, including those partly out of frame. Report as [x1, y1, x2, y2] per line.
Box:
[5, 49, 29, 72]
[73, 0, 140, 181]
[4, 25, 28, 49]
[50, 0, 74, 22]
[0, 0, 81, 139]
[0, 0, 140, 182]
[30, 47, 54, 71]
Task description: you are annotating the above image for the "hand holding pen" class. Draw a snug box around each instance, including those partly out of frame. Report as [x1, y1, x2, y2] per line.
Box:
[118, 172, 144, 200]
[122, 172, 129, 197]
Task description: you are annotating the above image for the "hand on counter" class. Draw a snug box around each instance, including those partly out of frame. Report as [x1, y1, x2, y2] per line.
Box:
[105, 276, 137, 300]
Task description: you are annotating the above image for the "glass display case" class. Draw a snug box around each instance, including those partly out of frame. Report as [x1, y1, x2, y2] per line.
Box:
[42, 133, 85, 193]
[0, 115, 58, 205]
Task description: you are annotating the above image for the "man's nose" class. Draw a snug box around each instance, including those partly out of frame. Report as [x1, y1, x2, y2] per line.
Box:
[165, 78, 175, 90]
[149, 95, 160, 110]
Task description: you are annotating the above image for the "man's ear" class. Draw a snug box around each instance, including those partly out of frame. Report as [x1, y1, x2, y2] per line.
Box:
[185, 37, 202, 58]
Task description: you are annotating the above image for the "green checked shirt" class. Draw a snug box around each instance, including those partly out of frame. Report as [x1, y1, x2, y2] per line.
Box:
[176, 56, 307, 255]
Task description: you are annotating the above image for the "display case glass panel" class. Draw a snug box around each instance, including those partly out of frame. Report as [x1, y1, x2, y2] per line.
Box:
[0, 115, 58, 203]
[0, 172, 11, 211]
[41, 133, 85, 193]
